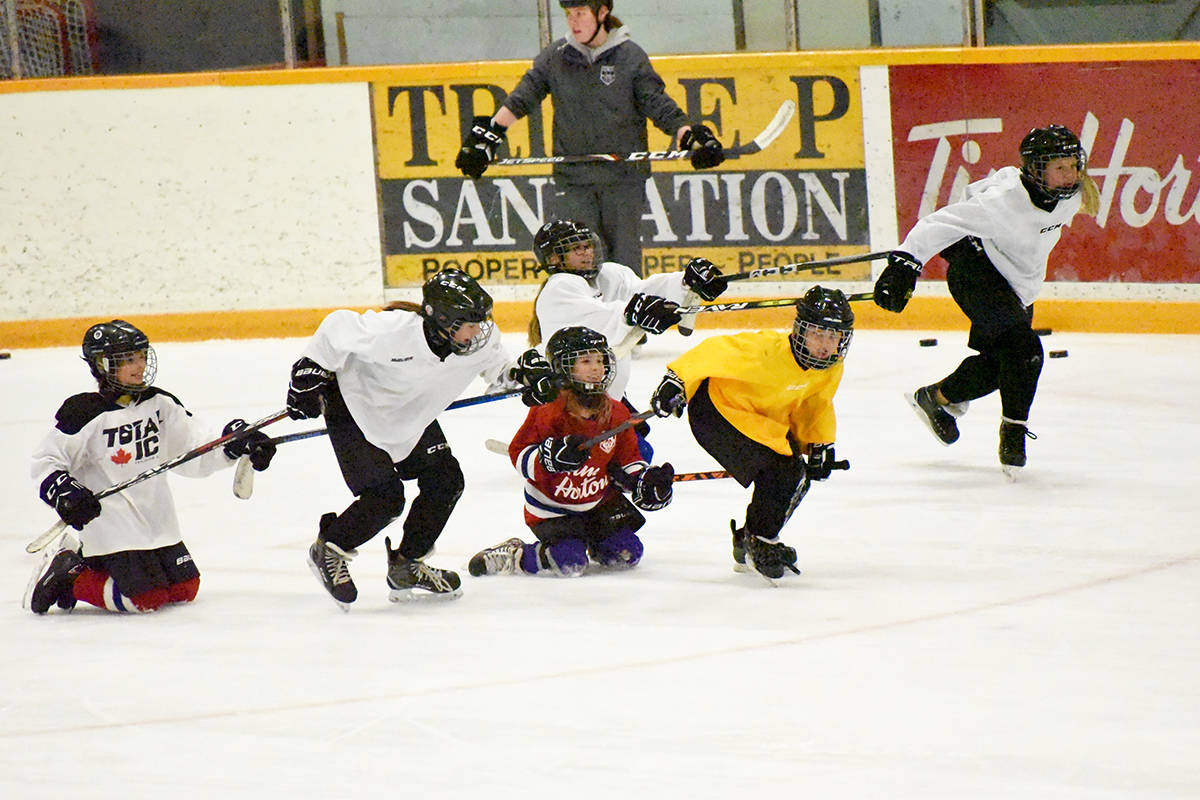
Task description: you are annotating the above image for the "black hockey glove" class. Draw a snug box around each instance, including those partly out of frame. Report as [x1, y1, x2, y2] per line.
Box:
[680, 124, 725, 170]
[683, 257, 729, 302]
[650, 371, 686, 418]
[624, 293, 682, 334]
[455, 115, 507, 179]
[632, 463, 674, 511]
[805, 443, 848, 481]
[510, 348, 560, 407]
[40, 470, 101, 531]
[287, 357, 333, 420]
[222, 419, 277, 471]
[873, 251, 923, 313]
[538, 435, 590, 473]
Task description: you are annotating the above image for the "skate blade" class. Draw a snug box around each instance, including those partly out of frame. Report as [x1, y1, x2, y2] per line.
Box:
[904, 391, 956, 447]
[306, 557, 353, 612]
[1001, 464, 1022, 482]
[388, 586, 463, 603]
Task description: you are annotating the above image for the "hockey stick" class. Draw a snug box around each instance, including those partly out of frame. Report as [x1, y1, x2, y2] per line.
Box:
[675, 293, 873, 315]
[484, 438, 731, 481]
[491, 100, 796, 167]
[725, 251, 890, 282]
[26, 409, 289, 554]
[266, 387, 525, 447]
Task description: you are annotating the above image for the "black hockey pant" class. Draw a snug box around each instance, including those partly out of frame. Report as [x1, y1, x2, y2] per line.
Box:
[939, 238, 1045, 422]
[687, 381, 809, 540]
[321, 385, 464, 559]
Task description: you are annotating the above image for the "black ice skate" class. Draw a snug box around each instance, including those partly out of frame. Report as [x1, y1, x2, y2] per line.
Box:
[743, 533, 800, 581]
[307, 513, 358, 611]
[906, 385, 960, 445]
[468, 538, 525, 576]
[386, 537, 462, 601]
[730, 520, 749, 573]
[999, 418, 1037, 478]
[28, 546, 82, 615]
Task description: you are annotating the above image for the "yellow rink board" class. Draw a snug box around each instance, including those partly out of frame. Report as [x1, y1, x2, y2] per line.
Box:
[3, 297, 1198, 350]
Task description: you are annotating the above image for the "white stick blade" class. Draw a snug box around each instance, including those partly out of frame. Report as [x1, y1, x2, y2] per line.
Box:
[26, 519, 68, 554]
[232, 455, 255, 500]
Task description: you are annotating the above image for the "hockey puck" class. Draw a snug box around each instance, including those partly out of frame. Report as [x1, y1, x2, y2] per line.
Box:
[1033, 327, 1052, 336]
[1048, 350, 1068, 358]
[919, 338, 938, 347]
[0, 351, 10, 360]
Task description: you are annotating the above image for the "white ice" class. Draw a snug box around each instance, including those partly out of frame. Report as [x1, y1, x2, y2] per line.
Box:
[1, 328, 1197, 799]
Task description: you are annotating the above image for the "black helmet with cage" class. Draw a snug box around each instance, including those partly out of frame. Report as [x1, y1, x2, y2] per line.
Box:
[789, 286, 854, 370]
[1019, 124, 1086, 200]
[546, 326, 615, 398]
[81, 319, 157, 395]
[421, 268, 496, 356]
[533, 219, 602, 280]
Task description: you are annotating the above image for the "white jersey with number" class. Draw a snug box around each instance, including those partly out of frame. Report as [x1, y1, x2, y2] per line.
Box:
[301, 309, 515, 462]
[898, 166, 1082, 306]
[534, 262, 688, 400]
[31, 389, 233, 557]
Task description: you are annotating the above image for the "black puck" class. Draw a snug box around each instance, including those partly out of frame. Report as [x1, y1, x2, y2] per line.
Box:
[0, 352, 10, 360]
[1048, 350, 1068, 358]
[1033, 328, 1052, 336]
[919, 338, 938, 347]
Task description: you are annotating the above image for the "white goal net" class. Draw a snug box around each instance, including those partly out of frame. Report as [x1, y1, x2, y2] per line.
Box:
[1, 0, 97, 78]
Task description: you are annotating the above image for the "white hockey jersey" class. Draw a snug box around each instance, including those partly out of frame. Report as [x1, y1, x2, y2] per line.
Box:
[898, 166, 1082, 307]
[534, 262, 688, 400]
[31, 389, 234, 557]
[301, 309, 516, 462]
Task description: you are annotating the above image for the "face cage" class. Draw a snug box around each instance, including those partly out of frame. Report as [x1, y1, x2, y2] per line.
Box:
[789, 321, 852, 370]
[96, 347, 158, 392]
[445, 318, 496, 355]
[1025, 150, 1087, 199]
[550, 230, 601, 279]
[554, 346, 615, 395]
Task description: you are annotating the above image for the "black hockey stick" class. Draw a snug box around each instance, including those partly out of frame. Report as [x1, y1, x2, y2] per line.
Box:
[26, 409, 289, 554]
[491, 100, 796, 166]
[483, 438, 731, 481]
[675, 293, 873, 315]
[267, 387, 525, 447]
[725, 251, 890, 282]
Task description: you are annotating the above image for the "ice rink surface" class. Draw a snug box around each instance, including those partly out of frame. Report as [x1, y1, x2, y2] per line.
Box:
[1, 327, 1197, 799]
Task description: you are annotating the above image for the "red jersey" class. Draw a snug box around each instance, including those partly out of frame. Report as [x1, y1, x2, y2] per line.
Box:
[509, 394, 646, 526]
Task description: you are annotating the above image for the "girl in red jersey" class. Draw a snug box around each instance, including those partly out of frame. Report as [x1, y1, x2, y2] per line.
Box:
[468, 326, 674, 577]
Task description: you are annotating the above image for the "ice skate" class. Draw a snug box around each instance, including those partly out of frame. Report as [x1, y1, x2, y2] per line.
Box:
[743, 533, 800, 583]
[386, 537, 462, 601]
[999, 418, 1036, 479]
[730, 520, 749, 573]
[468, 537, 525, 576]
[307, 513, 358, 611]
[906, 385, 960, 445]
[27, 545, 83, 614]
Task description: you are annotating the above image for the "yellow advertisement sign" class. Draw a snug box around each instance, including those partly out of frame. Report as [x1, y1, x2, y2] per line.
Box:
[371, 55, 869, 286]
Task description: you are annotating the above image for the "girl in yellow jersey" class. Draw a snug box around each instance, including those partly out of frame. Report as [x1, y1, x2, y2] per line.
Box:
[648, 286, 855, 580]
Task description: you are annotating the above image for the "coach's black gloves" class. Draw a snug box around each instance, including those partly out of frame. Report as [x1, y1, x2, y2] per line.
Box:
[632, 463, 674, 511]
[650, 371, 686, 418]
[683, 257, 728, 301]
[455, 115, 507, 179]
[510, 349, 560, 407]
[222, 419, 277, 471]
[538, 435, 590, 473]
[624, 293, 682, 334]
[40, 470, 102, 531]
[873, 251, 923, 313]
[286, 357, 333, 420]
[681, 124, 725, 170]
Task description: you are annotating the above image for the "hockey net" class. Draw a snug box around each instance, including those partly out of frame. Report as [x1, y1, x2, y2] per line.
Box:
[1, 0, 97, 79]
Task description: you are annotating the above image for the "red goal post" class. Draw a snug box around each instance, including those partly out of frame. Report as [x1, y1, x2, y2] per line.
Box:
[1, 0, 97, 79]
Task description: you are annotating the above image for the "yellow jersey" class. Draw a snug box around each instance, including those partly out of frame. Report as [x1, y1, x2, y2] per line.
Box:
[667, 330, 843, 456]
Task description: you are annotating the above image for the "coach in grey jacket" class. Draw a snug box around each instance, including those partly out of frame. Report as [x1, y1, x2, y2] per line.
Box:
[455, 0, 724, 277]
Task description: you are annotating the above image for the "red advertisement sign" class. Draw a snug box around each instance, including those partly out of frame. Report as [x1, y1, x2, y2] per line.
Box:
[889, 62, 1200, 283]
